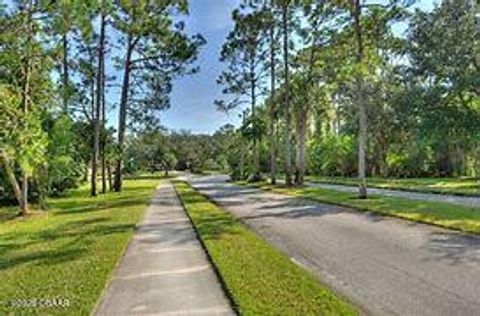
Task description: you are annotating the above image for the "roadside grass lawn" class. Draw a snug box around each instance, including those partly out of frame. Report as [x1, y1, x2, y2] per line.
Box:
[124, 171, 178, 180]
[0, 179, 158, 315]
[308, 176, 480, 196]
[174, 181, 357, 316]
[238, 181, 480, 234]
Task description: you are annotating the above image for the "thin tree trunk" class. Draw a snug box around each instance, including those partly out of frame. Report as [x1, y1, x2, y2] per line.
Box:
[19, 0, 34, 215]
[282, 3, 293, 186]
[98, 1, 107, 193]
[250, 59, 260, 181]
[352, 0, 367, 198]
[101, 71, 107, 194]
[62, 32, 69, 113]
[90, 60, 95, 116]
[239, 151, 245, 180]
[91, 104, 99, 197]
[93, 4, 106, 195]
[114, 34, 134, 192]
[0, 149, 23, 211]
[100, 7, 107, 194]
[239, 111, 246, 180]
[295, 108, 307, 185]
[269, 8, 277, 185]
[107, 160, 113, 191]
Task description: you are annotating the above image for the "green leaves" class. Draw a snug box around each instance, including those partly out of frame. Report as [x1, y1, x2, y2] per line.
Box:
[0, 85, 47, 176]
[217, 7, 269, 113]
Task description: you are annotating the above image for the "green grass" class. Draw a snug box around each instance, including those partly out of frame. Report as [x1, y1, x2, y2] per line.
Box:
[124, 171, 178, 180]
[238, 181, 480, 234]
[0, 205, 18, 222]
[173, 181, 357, 316]
[0, 179, 158, 315]
[308, 176, 480, 196]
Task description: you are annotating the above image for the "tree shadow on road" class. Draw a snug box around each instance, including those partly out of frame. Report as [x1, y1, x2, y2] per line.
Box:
[423, 231, 480, 265]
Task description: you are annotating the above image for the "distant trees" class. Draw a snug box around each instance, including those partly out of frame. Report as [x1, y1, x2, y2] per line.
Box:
[123, 128, 236, 176]
[217, 0, 479, 190]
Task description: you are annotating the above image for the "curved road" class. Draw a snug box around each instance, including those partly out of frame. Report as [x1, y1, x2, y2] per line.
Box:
[187, 175, 480, 316]
[308, 182, 480, 208]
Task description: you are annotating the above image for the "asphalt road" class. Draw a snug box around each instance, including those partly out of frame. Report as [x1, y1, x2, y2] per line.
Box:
[95, 182, 234, 316]
[308, 182, 480, 208]
[187, 175, 480, 316]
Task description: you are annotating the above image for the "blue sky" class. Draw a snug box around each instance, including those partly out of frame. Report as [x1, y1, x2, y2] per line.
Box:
[161, 0, 437, 134]
[161, 0, 240, 134]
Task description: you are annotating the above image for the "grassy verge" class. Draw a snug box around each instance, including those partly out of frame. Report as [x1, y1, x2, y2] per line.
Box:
[173, 181, 357, 315]
[307, 176, 480, 197]
[238, 181, 480, 234]
[0, 179, 158, 315]
[124, 171, 178, 180]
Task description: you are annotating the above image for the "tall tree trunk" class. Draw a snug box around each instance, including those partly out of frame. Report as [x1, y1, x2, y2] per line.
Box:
[282, 2, 293, 186]
[295, 108, 307, 185]
[87, 45, 96, 190]
[269, 9, 277, 185]
[239, 150, 245, 180]
[100, 69, 107, 194]
[352, 0, 367, 198]
[100, 6, 107, 194]
[62, 32, 69, 113]
[0, 150, 23, 211]
[250, 59, 260, 181]
[19, 0, 34, 215]
[114, 35, 134, 192]
[107, 160, 113, 191]
[98, 1, 107, 193]
[91, 9, 105, 196]
[239, 111, 246, 180]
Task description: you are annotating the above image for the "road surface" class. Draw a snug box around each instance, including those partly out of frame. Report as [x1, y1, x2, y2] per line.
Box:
[187, 175, 480, 316]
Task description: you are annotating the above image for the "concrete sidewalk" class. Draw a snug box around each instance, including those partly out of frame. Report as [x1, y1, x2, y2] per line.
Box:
[95, 182, 234, 316]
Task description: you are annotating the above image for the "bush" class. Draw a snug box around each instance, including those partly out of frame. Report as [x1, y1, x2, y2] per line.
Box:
[45, 115, 82, 196]
[385, 142, 434, 178]
[308, 134, 356, 176]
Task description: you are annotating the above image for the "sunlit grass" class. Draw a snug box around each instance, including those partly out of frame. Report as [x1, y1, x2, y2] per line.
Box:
[174, 181, 357, 315]
[238, 181, 480, 234]
[0, 179, 158, 315]
[307, 176, 480, 196]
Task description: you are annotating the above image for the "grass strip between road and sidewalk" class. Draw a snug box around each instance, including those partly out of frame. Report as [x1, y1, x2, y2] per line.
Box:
[0, 179, 159, 316]
[173, 180, 357, 316]
[308, 176, 480, 197]
[237, 181, 480, 235]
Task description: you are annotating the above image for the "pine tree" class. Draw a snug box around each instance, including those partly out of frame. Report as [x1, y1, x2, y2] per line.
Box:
[112, 0, 204, 191]
[216, 7, 268, 181]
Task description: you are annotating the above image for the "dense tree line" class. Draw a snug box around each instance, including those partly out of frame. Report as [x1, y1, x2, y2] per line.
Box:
[1, 0, 478, 213]
[0, 0, 203, 214]
[123, 126, 235, 176]
[215, 0, 479, 197]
